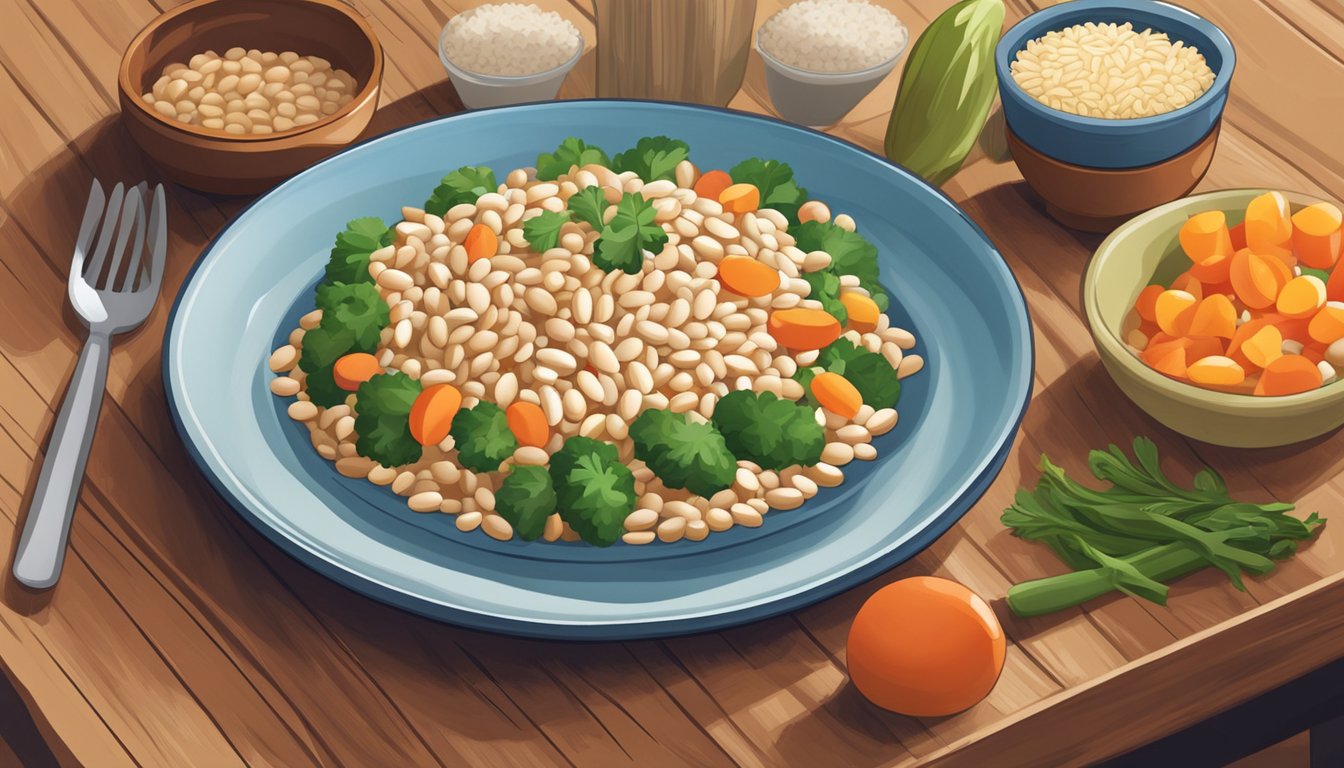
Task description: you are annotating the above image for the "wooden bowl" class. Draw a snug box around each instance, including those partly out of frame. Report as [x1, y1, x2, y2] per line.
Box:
[1008, 123, 1220, 233]
[118, 0, 383, 195]
[1084, 189, 1344, 448]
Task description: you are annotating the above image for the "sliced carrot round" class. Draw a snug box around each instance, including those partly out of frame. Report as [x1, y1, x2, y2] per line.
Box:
[719, 183, 760, 214]
[1242, 324, 1284, 370]
[505, 401, 549, 448]
[1170, 271, 1204, 301]
[409, 384, 463, 446]
[1308, 301, 1344, 344]
[333, 353, 383, 391]
[1154, 289, 1198, 337]
[810, 372, 863, 418]
[1187, 355, 1245, 386]
[1245, 191, 1293, 254]
[693, 170, 733, 202]
[1147, 342, 1188, 379]
[464, 223, 498, 263]
[1180, 210, 1233, 280]
[1134, 285, 1164, 323]
[840, 293, 881, 332]
[1255, 354, 1323, 396]
[1292, 202, 1342, 269]
[767, 308, 843, 350]
[717, 257, 781, 298]
[1229, 221, 1247, 251]
[1230, 249, 1281, 309]
[1188, 294, 1237, 339]
[1276, 275, 1327, 318]
[1328, 260, 1344, 303]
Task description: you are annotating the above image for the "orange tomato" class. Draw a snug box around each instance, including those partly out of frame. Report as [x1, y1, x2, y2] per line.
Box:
[847, 577, 1005, 717]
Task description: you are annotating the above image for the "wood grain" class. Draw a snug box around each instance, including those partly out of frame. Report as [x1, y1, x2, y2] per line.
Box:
[0, 0, 1341, 766]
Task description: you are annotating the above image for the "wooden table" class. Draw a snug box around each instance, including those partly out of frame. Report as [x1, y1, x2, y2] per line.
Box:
[2, 0, 1342, 765]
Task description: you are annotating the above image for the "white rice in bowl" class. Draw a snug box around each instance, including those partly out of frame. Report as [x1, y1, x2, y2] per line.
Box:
[442, 2, 580, 76]
[758, 0, 908, 73]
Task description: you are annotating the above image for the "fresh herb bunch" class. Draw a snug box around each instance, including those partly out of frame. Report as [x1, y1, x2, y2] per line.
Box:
[425, 166, 497, 216]
[537, 138, 609, 181]
[450, 402, 519, 473]
[325, 217, 393, 285]
[592, 193, 668, 273]
[522, 210, 572, 252]
[629, 409, 738, 497]
[353, 372, 423, 467]
[611, 136, 689, 182]
[1003, 438, 1324, 616]
[712, 391, 824, 470]
[800, 270, 848, 325]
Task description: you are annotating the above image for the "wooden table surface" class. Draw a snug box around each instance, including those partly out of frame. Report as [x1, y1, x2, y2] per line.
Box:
[2, 0, 1343, 765]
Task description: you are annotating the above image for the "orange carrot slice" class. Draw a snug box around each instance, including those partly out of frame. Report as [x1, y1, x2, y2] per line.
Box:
[1276, 275, 1327, 318]
[1134, 285, 1164, 323]
[332, 353, 383, 392]
[839, 293, 881, 332]
[1181, 211, 1234, 281]
[505, 401, 549, 448]
[1242, 324, 1284, 369]
[1229, 221, 1247, 251]
[1308, 301, 1344, 344]
[1170, 271, 1204, 301]
[465, 223, 498, 263]
[767, 308, 843, 350]
[1185, 335, 1226, 361]
[409, 384, 463, 446]
[717, 257, 781, 298]
[810, 372, 863, 418]
[1254, 354, 1322, 396]
[1188, 294, 1237, 339]
[1187, 355, 1245, 386]
[1188, 250, 1232, 284]
[694, 170, 733, 202]
[719, 183, 760, 214]
[1329, 262, 1344, 303]
[1155, 289, 1198, 336]
[1146, 342, 1188, 379]
[1230, 249, 1282, 309]
[1292, 202, 1343, 269]
[1245, 191, 1294, 255]
[1262, 312, 1313, 343]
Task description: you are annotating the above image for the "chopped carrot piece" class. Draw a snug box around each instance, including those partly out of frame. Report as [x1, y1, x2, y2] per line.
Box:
[505, 401, 549, 448]
[1254, 354, 1323, 396]
[1187, 355, 1245, 386]
[1276, 275, 1327, 318]
[767, 308, 843, 350]
[1245, 191, 1294, 255]
[1170, 271, 1204, 301]
[693, 170, 733, 202]
[1229, 221, 1247, 251]
[1188, 294, 1237, 339]
[719, 183, 760, 213]
[1262, 312, 1313, 342]
[1328, 262, 1344, 303]
[1308, 301, 1344, 344]
[810, 372, 863, 418]
[1292, 202, 1343, 269]
[1261, 249, 1295, 288]
[1134, 285, 1164, 323]
[1185, 335, 1225, 361]
[1203, 280, 1236, 300]
[1147, 331, 1179, 348]
[1154, 289, 1198, 336]
[1303, 341, 1328, 364]
[1230, 249, 1283, 309]
[1242, 324, 1284, 369]
[1181, 211, 1234, 281]
[332, 352, 383, 392]
[1188, 250, 1232, 283]
[408, 384, 463, 446]
[717, 257, 781, 298]
[839, 293, 881, 332]
[1147, 343, 1188, 379]
[464, 223, 498, 263]
[1228, 318, 1270, 371]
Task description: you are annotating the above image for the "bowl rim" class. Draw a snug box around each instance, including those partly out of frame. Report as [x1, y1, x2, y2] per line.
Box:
[752, 26, 908, 82]
[117, 0, 384, 143]
[436, 22, 584, 84]
[995, 0, 1236, 129]
[1084, 188, 1344, 412]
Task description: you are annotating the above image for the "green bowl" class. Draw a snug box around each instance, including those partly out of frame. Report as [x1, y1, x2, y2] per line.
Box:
[1084, 189, 1344, 448]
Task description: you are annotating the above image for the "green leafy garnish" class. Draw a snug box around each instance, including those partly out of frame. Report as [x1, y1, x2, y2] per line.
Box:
[496, 465, 557, 541]
[567, 186, 610, 230]
[449, 402, 519, 473]
[424, 166, 497, 216]
[1003, 438, 1325, 616]
[815, 338, 901, 409]
[551, 438, 636, 547]
[729, 158, 809, 226]
[537, 138, 610, 181]
[303, 365, 348, 409]
[299, 281, 389, 380]
[353, 372, 423, 467]
[795, 221, 889, 311]
[548, 436, 618, 488]
[800, 270, 848, 325]
[611, 136, 689, 182]
[629, 410, 737, 497]
[325, 217, 393, 285]
[712, 390, 824, 470]
[522, 210, 572, 252]
[593, 193, 667, 273]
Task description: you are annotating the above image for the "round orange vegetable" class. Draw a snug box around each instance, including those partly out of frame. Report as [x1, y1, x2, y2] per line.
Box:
[1169, 271, 1204, 301]
[1134, 285, 1164, 323]
[1308, 301, 1344, 344]
[1187, 294, 1237, 339]
[693, 170, 733, 202]
[1255, 354, 1323, 396]
[464, 223, 498, 263]
[1242, 325, 1284, 370]
[1229, 249, 1283, 309]
[1154, 289, 1198, 337]
[767, 308, 842, 350]
[840, 293, 881, 333]
[719, 183, 760, 213]
[505, 401, 549, 448]
[332, 353, 383, 391]
[847, 577, 1005, 717]
[1291, 202, 1342, 269]
[716, 257, 781, 298]
[1245, 191, 1293, 254]
[810, 372, 862, 418]
[1187, 355, 1245, 386]
[1180, 211, 1233, 282]
[408, 384, 463, 446]
[1276, 275, 1327, 319]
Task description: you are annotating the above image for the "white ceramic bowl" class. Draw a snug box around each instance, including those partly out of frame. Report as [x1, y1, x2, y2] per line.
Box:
[438, 27, 583, 109]
[756, 30, 907, 127]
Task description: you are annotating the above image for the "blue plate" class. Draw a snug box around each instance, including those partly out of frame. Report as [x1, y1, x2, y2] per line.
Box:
[164, 100, 1033, 639]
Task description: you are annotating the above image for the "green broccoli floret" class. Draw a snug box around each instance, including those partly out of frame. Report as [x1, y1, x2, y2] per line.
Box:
[449, 402, 518, 473]
[551, 439, 636, 547]
[298, 282, 389, 404]
[799, 270, 848, 326]
[425, 166, 497, 216]
[815, 338, 901, 409]
[303, 365, 348, 408]
[711, 390, 824, 470]
[354, 372, 423, 467]
[629, 410, 736, 497]
[325, 217, 392, 285]
[495, 465, 557, 541]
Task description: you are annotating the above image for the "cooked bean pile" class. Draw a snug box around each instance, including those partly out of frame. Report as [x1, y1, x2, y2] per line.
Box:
[141, 48, 358, 135]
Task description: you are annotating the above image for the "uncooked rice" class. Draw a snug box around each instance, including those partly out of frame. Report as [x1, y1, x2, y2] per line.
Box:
[759, 0, 908, 73]
[1010, 22, 1216, 119]
[442, 3, 580, 76]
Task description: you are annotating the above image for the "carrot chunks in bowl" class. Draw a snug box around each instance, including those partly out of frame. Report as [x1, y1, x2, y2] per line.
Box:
[1276, 275, 1327, 318]
[693, 169, 733, 201]
[1291, 202, 1342, 269]
[409, 384, 463, 446]
[505, 401, 549, 448]
[717, 257, 781, 298]
[719, 183, 760, 213]
[333, 352, 383, 391]
[809, 372, 862, 418]
[1244, 191, 1294, 260]
[1154, 289, 1198, 336]
[464, 223, 498, 263]
[768, 308, 842, 351]
[1180, 211, 1233, 283]
[1188, 294, 1237, 339]
[1187, 355, 1245, 387]
[840, 293, 881, 333]
[1255, 355, 1322, 396]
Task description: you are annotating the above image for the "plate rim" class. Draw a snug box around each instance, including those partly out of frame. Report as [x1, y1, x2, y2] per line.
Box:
[162, 98, 1035, 639]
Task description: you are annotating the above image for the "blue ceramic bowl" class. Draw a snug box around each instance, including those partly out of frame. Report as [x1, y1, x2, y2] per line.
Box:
[995, 0, 1235, 169]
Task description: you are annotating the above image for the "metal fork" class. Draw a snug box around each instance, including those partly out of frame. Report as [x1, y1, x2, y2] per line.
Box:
[13, 180, 166, 589]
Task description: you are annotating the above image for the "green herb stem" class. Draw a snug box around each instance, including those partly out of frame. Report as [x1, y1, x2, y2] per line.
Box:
[1006, 542, 1202, 617]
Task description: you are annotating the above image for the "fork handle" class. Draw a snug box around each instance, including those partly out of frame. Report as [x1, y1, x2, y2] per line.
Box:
[14, 332, 110, 589]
